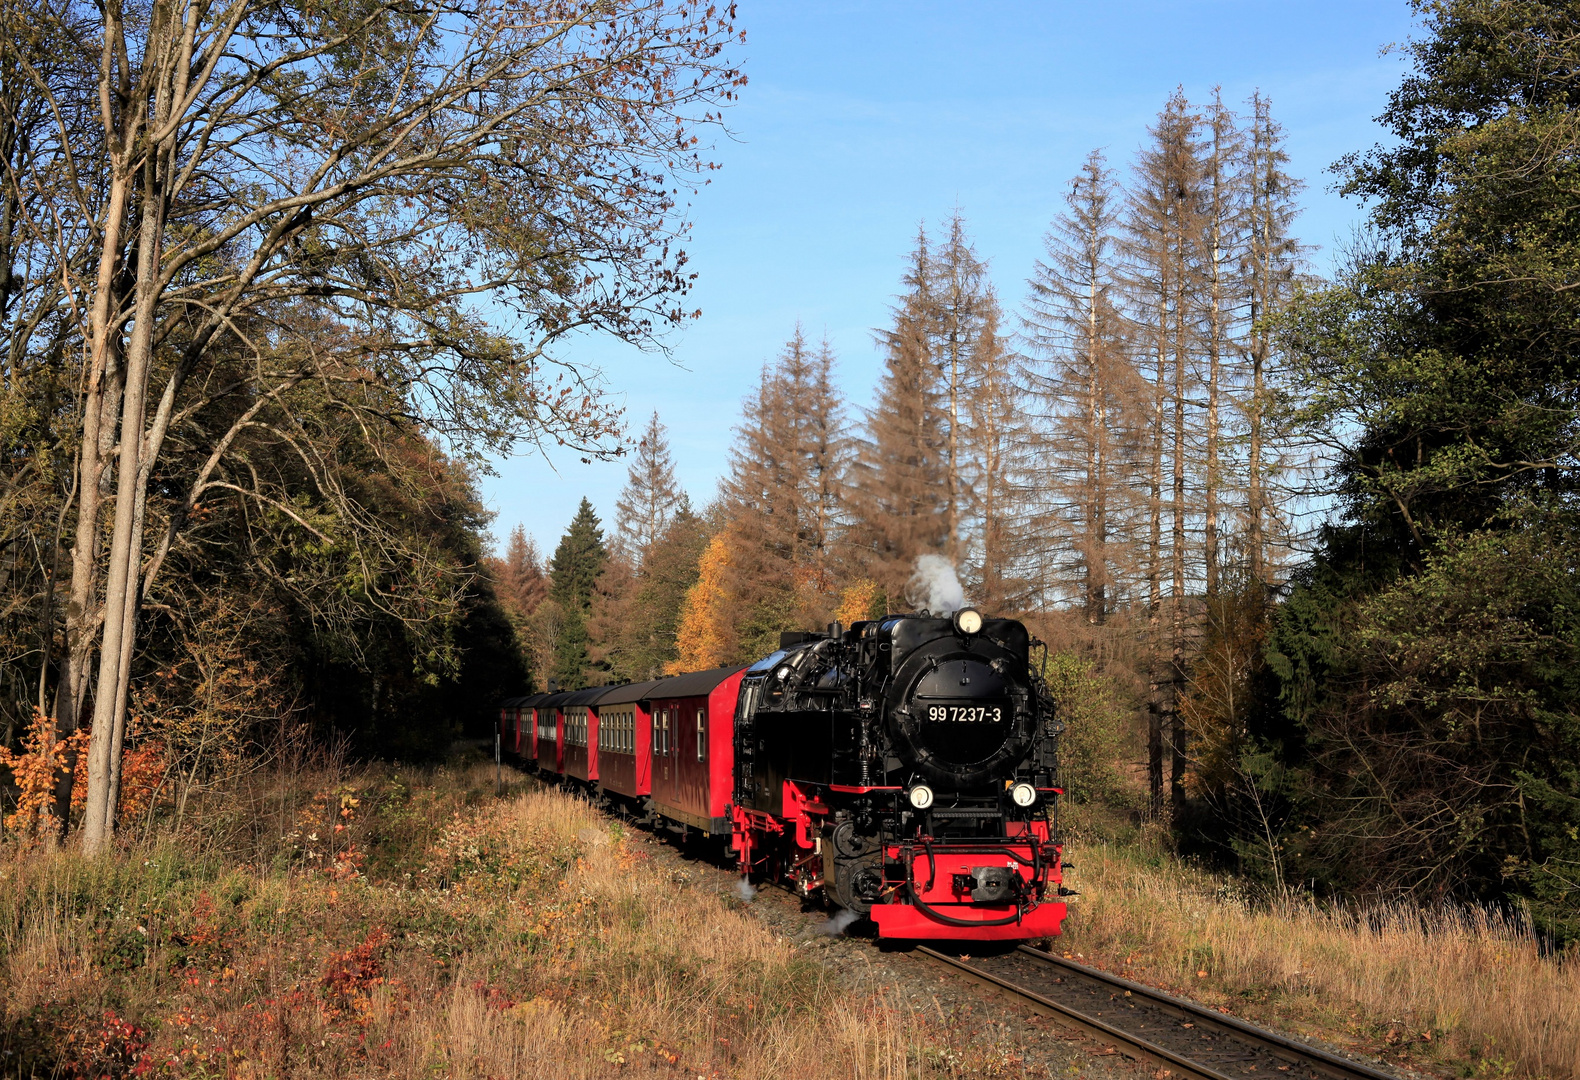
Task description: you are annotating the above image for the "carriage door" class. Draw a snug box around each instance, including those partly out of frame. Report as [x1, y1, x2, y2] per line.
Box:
[652, 704, 673, 806]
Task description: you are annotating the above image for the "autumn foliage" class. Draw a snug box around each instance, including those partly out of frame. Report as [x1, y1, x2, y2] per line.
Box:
[0, 711, 82, 838]
[833, 579, 885, 626]
[667, 532, 736, 673]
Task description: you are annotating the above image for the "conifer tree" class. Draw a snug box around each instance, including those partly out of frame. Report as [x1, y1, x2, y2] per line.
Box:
[1200, 91, 1245, 597]
[495, 525, 549, 623]
[594, 498, 709, 681]
[613, 412, 683, 567]
[1024, 151, 1141, 622]
[721, 326, 848, 653]
[849, 231, 950, 599]
[585, 549, 637, 683]
[548, 498, 607, 689]
[1239, 92, 1303, 587]
[1126, 89, 1207, 817]
[933, 213, 993, 562]
[961, 295, 1032, 611]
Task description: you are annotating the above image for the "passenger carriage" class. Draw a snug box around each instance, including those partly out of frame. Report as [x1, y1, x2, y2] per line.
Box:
[533, 689, 572, 779]
[644, 666, 747, 837]
[592, 678, 665, 809]
[560, 685, 605, 784]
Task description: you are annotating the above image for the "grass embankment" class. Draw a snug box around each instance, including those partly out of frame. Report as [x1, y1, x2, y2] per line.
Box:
[1061, 840, 1580, 1080]
[0, 762, 923, 1079]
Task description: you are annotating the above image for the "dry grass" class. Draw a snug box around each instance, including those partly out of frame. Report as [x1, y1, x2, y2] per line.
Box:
[0, 762, 928, 1079]
[1061, 842, 1580, 1080]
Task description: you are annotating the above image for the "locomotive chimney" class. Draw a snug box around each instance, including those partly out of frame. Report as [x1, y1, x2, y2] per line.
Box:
[827, 621, 843, 640]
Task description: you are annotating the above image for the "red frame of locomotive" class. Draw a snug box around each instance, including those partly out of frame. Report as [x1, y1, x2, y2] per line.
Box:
[498, 667, 1068, 941]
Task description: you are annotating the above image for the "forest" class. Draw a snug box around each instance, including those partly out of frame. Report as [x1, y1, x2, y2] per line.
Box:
[502, 9, 1580, 940]
[0, 0, 1576, 950]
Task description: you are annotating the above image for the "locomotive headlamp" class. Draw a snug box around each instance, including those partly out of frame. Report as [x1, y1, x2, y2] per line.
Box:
[1009, 781, 1037, 808]
[907, 784, 935, 810]
[953, 608, 984, 636]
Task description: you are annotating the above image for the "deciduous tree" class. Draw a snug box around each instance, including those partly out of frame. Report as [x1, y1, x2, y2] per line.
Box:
[56, 0, 740, 850]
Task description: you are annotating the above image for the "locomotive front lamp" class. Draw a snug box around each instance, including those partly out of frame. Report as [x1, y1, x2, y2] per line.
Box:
[1009, 781, 1037, 808]
[953, 608, 984, 636]
[908, 784, 935, 810]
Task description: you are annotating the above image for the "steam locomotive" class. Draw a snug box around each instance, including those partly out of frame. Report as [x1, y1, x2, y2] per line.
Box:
[498, 608, 1068, 941]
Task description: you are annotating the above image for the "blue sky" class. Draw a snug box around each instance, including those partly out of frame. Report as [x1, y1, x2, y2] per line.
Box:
[482, 1, 1421, 555]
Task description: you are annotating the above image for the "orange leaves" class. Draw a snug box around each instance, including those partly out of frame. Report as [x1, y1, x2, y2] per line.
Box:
[668, 531, 735, 672]
[319, 928, 392, 1023]
[327, 845, 365, 881]
[834, 579, 884, 626]
[0, 710, 84, 838]
[115, 744, 165, 828]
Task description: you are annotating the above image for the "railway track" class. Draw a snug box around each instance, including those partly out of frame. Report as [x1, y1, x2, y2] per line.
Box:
[916, 945, 1403, 1080]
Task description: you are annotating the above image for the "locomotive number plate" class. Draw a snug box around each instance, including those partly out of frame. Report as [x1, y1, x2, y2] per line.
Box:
[926, 705, 1003, 723]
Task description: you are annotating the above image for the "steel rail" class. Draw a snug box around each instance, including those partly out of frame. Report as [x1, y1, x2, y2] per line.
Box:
[916, 945, 1402, 1080]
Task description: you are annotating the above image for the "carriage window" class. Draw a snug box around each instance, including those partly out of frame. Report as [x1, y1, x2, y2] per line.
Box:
[696, 708, 707, 761]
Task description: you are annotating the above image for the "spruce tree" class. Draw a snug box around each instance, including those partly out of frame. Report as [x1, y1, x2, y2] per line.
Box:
[1239, 92, 1303, 587]
[933, 213, 993, 562]
[1023, 150, 1142, 621]
[629, 500, 710, 677]
[849, 230, 950, 601]
[593, 498, 709, 681]
[613, 412, 683, 567]
[1125, 89, 1208, 818]
[548, 498, 607, 689]
[961, 294, 1033, 612]
[722, 326, 848, 655]
[496, 525, 548, 622]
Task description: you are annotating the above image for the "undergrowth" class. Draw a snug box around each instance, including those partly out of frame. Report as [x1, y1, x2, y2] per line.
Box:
[1060, 840, 1580, 1080]
[0, 760, 927, 1079]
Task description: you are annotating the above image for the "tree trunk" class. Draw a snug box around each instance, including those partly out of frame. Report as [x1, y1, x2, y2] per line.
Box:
[53, 161, 132, 837]
[82, 139, 167, 853]
[1169, 224, 1189, 822]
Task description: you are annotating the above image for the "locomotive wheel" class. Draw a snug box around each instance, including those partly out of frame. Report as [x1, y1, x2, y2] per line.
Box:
[831, 820, 869, 859]
[830, 852, 883, 914]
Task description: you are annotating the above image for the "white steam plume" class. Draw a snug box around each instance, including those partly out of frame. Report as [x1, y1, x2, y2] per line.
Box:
[815, 909, 861, 935]
[907, 554, 967, 615]
[733, 877, 756, 903]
